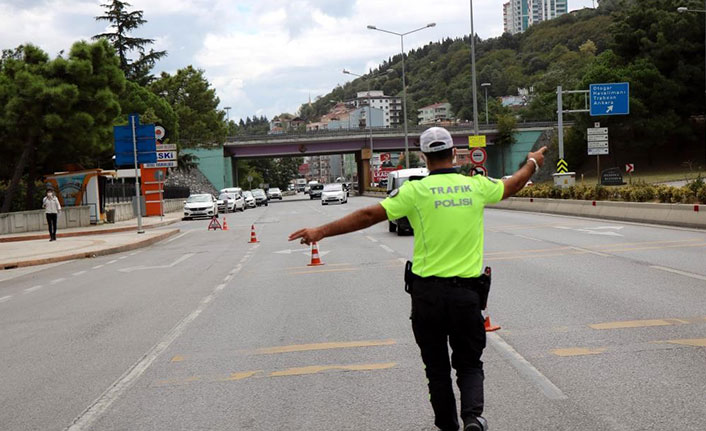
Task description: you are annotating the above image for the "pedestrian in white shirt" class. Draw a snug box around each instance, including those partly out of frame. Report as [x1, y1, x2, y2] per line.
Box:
[42, 189, 61, 241]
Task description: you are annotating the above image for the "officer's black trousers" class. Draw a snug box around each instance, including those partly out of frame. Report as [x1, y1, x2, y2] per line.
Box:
[410, 278, 486, 431]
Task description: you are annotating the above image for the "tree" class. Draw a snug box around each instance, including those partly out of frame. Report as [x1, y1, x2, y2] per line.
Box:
[150, 66, 226, 146]
[94, 0, 166, 85]
[0, 40, 125, 212]
[496, 114, 517, 176]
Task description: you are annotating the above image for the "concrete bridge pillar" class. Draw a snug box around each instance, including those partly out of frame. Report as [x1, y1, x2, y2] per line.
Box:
[356, 149, 372, 195]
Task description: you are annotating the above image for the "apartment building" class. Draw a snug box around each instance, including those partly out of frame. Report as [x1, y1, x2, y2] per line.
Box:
[503, 0, 567, 34]
[352, 91, 403, 128]
[418, 102, 454, 125]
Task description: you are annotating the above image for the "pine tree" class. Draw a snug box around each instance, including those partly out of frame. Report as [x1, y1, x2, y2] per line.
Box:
[93, 0, 166, 85]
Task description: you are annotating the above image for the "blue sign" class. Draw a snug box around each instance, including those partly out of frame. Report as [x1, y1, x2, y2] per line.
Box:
[590, 82, 629, 116]
[113, 114, 157, 167]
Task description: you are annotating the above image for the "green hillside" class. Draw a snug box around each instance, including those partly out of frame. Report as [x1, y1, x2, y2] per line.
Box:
[299, 0, 706, 172]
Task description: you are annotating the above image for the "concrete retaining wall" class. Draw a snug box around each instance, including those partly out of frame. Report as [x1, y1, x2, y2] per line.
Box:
[106, 198, 185, 222]
[0, 206, 91, 234]
[490, 198, 705, 229]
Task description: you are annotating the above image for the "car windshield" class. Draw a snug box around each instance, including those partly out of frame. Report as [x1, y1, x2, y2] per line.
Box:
[218, 193, 234, 200]
[324, 184, 342, 191]
[243, 191, 253, 198]
[252, 190, 265, 197]
[186, 195, 211, 203]
[270, 188, 280, 192]
[311, 184, 324, 190]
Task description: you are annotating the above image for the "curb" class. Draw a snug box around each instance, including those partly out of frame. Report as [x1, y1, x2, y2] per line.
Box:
[0, 229, 180, 270]
[0, 217, 180, 243]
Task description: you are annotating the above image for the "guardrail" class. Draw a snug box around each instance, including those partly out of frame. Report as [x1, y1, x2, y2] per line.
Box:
[225, 121, 568, 143]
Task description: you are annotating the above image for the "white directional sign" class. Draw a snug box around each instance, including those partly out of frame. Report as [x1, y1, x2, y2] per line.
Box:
[587, 126, 609, 156]
[587, 127, 608, 135]
[143, 161, 177, 168]
[587, 134, 609, 142]
[588, 148, 609, 155]
[156, 144, 177, 151]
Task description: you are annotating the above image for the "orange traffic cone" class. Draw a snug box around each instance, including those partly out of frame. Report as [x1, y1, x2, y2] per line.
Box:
[307, 242, 324, 266]
[222, 217, 229, 231]
[248, 224, 259, 243]
[484, 314, 501, 332]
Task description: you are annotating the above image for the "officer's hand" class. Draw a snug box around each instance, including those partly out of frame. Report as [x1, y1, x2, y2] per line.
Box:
[288, 227, 324, 245]
[528, 146, 548, 167]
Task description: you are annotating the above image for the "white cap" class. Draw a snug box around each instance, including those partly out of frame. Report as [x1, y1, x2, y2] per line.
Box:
[419, 127, 454, 153]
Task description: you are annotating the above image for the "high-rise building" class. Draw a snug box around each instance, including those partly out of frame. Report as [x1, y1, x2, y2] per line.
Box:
[503, 0, 567, 34]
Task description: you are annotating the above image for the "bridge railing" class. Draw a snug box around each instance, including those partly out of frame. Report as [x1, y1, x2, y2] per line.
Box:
[225, 121, 565, 143]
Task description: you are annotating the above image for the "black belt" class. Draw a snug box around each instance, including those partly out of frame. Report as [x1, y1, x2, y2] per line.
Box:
[405, 262, 492, 309]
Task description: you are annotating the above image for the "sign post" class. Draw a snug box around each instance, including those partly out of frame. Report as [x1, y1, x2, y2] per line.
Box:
[131, 115, 144, 234]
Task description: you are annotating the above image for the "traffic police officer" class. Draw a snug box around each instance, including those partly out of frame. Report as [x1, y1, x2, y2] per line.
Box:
[289, 127, 547, 431]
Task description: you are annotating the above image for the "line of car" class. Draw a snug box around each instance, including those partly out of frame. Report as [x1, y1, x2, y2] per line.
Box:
[182, 187, 283, 220]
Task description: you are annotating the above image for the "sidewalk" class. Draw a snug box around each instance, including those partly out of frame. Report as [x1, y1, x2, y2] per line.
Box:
[0, 227, 181, 270]
[0, 214, 182, 243]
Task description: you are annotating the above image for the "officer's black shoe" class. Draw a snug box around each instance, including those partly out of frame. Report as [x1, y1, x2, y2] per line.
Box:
[463, 416, 488, 431]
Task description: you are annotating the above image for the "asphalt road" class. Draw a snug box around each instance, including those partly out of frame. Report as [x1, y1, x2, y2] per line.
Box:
[1, 195, 705, 430]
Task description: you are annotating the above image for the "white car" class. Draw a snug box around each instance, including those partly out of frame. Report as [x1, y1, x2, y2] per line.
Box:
[501, 175, 533, 187]
[217, 192, 244, 212]
[183, 194, 218, 220]
[321, 183, 348, 205]
[242, 191, 256, 208]
[267, 187, 282, 200]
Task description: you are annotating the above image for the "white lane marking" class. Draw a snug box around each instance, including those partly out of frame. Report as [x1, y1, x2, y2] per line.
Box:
[487, 332, 567, 400]
[24, 285, 43, 294]
[165, 231, 190, 243]
[239, 256, 248, 263]
[92, 265, 104, 270]
[106, 260, 118, 265]
[128, 251, 141, 256]
[50, 278, 66, 285]
[223, 274, 233, 283]
[379, 244, 394, 253]
[650, 265, 706, 282]
[118, 256, 127, 260]
[0, 295, 13, 303]
[65, 235, 262, 431]
[365, 235, 378, 243]
[514, 234, 543, 242]
[72, 271, 87, 276]
[273, 248, 310, 255]
[119, 253, 195, 273]
[570, 246, 609, 257]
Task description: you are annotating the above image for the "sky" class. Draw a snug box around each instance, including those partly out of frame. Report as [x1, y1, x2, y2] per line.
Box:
[0, 0, 596, 122]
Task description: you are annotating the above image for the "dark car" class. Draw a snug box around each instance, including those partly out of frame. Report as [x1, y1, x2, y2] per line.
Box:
[309, 183, 324, 199]
[251, 189, 269, 206]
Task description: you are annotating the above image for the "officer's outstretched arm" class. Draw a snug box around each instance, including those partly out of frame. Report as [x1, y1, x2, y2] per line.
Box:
[289, 204, 388, 245]
[501, 146, 547, 200]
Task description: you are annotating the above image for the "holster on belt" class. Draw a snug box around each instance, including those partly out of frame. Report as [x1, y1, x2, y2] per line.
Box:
[404, 260, 414, 294]
[477, 266, 492, 310]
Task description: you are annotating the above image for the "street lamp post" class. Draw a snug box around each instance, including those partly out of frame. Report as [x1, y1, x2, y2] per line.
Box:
[678, 5, 706, 164]
[368, 23, 436, 168]
[469, 1, 480, 135]
[481, 83, 491, 125]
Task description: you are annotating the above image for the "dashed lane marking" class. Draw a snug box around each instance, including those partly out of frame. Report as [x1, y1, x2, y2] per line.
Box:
[589, 318, 694, 330]
[570, 246, 609, 257]
[379, 244, 394, 253]
[118, 256, 127, 260]
[50, 278, 66, 285]
[0, 295, 12, 303]
[154, 362, 398, 387]
[513, 233, 543, 242]
[551, 347, 607, 357]
[254, 339, 397, 355]
[650, 265, 706, 282]
[72, 271, 87, 276]
[24, 285, 43, 294]
[164, 231, 190, 243]
[365, 235, 378, 243]
[106, 260, 118, 265]
[92, 265, 104, 270]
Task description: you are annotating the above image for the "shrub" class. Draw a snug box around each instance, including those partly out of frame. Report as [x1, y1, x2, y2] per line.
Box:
[698, 185, 706, 204]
